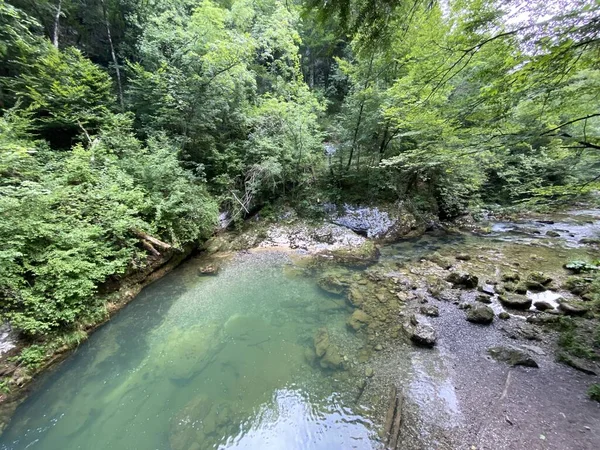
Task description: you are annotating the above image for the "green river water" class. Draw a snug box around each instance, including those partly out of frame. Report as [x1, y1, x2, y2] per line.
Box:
[2, 209, 599, 450]
[0, 252, 377, 450]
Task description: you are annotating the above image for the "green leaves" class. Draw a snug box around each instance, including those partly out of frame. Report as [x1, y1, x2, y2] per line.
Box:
[0, 112, 217, 337]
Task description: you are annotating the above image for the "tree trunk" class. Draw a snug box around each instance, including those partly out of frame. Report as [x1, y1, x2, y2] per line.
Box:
[100, 0, 124, 110]
[346, 53, 374, 171]
[52, 0, 62, 48]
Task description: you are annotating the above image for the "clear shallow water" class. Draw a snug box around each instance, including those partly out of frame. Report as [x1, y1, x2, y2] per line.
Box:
[0, 252, 376, 450]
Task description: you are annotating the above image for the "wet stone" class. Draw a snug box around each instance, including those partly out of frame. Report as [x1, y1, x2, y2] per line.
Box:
[488, 346, 539, 368]
[558, 300, 590, 316]
[498, 312, 511, 320]
[420, 305, 440, 317]
[466, 305, 494, 324]
[479, 284, 495, 295]
[533, 300, 554, 311]
[501, 272, 520, 283]
[476, 294, 492, 304]
[499, 294, 532, 310]
[446, 272, 479, 289]
[404, 314, 437, 347]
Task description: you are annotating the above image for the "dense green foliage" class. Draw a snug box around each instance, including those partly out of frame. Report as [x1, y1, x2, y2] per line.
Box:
[1, 0, 599, 337]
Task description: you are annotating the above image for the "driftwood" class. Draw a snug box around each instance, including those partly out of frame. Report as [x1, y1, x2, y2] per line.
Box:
[131, 229, 172, 254]
[382, 386, 397, 440]
[382, 385, 405, 450]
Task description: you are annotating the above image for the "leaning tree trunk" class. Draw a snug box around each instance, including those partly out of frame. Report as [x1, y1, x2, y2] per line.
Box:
[100, 0, 124, 110]
[52, 0, 62, 48]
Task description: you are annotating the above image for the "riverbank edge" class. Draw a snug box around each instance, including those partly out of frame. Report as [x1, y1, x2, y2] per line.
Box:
[0, 245, 196, 433]
[0, 202, 442, 434]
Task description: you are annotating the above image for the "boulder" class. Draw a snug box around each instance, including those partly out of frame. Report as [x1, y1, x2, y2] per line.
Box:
[558, 300, 590, 316]
[347, 286, 365, 307]
[498, 312, 510, 320]
[317, 273, 348, 295]
[557, 353, 597, 375]
[455, 253, 472, 261]
[446, 272, 478, 289]
[487, 346, 538, 368]
[498, 294, 532, 310]
[466, 305, 494, 324]
[347, 309, 371, 331]
[420, 305, 440, 317]
[479, 284, 495, 295]
[525, 272, 552, 291]
[501, 272, 520, 283]
[427, 252, 453, 270]
[546, 230, 560, 237]
[404, 315, 437, 347]
[313, 328, 344, 370]
[533, 300, 554, 311]
[476, 294, 492, 304]
[527, 313, 560, 325]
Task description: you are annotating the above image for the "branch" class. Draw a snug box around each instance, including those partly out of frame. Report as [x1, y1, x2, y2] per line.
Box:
[541, 113, 600, 135]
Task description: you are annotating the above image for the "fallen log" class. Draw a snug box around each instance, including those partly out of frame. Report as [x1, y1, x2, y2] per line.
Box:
[382, 386, 397, 441]
[388, 391, 404, 449]
[140, 239, 160, 257]
[131, 229, 172, 252]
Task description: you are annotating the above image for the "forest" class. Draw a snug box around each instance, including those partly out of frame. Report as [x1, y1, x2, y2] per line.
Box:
[0, 0, 599, 343]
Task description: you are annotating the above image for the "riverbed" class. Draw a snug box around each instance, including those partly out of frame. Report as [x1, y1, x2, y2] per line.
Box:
[1, 209, 600, 449]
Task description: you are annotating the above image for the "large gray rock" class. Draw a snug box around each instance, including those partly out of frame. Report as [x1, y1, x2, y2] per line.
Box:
[404, 315, 437, 347]
[558, 300, 590, 316]
[446, 272, 479, 289]
[325, 203, 418, 240]
[420, 305, 440, 317]
[498, 294, 532, 309]
[466, 305, 494, 324]
[488, 346, 538, 368]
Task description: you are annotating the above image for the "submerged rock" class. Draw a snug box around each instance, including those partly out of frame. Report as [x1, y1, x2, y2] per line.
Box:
[317, 273, 349, 295]
[198, 264, 220, 275]
[347, 309, 371, 331]
[498, 294, 532, 309]
[466, 304, 494, 324]
[446, 272, 478, 289]
[313, 328, 344, 370]
[347, 286, 365, 307]
[487, 346, 538, 368]
[498, 312, 511, 320]
[427, 252, 453, 270]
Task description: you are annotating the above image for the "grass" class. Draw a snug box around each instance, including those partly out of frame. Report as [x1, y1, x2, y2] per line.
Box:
[556, 317, 597, 360]
[589, 384, 600, 402]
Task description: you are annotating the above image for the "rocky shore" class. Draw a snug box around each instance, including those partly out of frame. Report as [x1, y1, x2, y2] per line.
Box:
[1, 202, 600, 448]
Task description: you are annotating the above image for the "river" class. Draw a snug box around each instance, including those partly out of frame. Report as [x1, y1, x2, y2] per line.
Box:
[1, 209, 600, 449]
